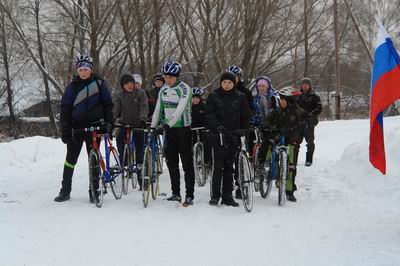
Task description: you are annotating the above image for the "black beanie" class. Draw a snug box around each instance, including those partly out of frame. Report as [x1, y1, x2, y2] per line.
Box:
[120, 74, 135, 87]
[220, 71, 237, 85]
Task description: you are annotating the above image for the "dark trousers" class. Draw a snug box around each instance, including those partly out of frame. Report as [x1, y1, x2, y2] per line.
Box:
[116, 128, 144, 165]
[60, 132, 98, 194]
[300, 125, 315, 162]
[287, 143, 300, 192]
[164, 127, 195, 198]
[211, 140, 237, 200]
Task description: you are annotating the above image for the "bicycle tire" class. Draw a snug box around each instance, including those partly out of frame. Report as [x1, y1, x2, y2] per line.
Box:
[151, 148, 161, 200]
[89, 149, 103, 208]
[193, 142, 207, 187]
[122, 144, 131, 195]
[142, 147, 152, 207]
[260, 157, 273, 199]
[252, 144, 261, 192]
[109, 146, 123, 200]
[238, 151, 253, 212]
[278, 150, 288, 206]
[209, 148, 214, 197]
[157, 135, 164, 172]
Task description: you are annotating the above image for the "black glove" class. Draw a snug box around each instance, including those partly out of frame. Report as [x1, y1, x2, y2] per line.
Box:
[155, 126, 164, 135]
[216, 125, 227, 134]
[163, 124, 171, 132]
[61, 128, 72, 144]
[140, 120, 147, 129]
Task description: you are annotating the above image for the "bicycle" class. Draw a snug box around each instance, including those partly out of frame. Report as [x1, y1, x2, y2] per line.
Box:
[250, 127, 263, 193]
[141, 128, 163, 208]
[192, 127, 213, 187]
[259, 133, 289, 206]
[114, 124, 141, 195]
[76, 122, 123, 208]
[221, 128, 254, 212]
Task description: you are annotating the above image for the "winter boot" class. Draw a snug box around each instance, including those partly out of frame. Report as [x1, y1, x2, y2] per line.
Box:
[54, 191, 70, 202]
[286, 191, 297, 202]
[166, 194, 182, 202]
[182, 196, 194, 207]
[305, 152, 313, 167]
[209, 198, 219, 206]
[221, 197, 239, 207]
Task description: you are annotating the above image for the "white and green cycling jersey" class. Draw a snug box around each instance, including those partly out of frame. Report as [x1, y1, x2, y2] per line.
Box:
[151, 80, 192, 128]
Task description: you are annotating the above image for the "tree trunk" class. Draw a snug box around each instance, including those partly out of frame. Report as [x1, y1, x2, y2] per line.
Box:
[34, 0, 59, 137]
[0, 10, 19, 136]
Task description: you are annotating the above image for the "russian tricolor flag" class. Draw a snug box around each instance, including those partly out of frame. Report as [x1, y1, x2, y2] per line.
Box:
[369, 17, 400, 174]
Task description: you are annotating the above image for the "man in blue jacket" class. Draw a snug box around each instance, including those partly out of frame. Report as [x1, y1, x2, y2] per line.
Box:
[54, 54, 114, 202]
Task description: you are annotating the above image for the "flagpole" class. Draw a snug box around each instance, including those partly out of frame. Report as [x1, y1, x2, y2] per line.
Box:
[343, 0, 373, 63]
[334, 0, 341, 119]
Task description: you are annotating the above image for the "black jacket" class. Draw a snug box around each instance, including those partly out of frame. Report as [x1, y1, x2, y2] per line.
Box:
[205, 88, 252, 143]
[265, 101, 307, 144]
[236, 81, 254, 111]
[147, 86, 162, 119]
[297, 89, 322, 126]
[60, 74, 113, 129]
[192, 100, 206, 128]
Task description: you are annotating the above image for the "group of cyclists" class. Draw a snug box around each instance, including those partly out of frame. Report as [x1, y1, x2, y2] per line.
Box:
[54, 53, 322, 208]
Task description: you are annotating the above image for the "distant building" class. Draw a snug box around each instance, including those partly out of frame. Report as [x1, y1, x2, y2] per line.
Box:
[23, 100, 60, 118]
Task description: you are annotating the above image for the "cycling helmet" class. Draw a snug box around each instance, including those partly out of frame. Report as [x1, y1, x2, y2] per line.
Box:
[75, 53, 93, 70]
[279, 86, 301, 101]
[226, 65, 243, 77]
[192, 87, 204, 97]
[153, 73, 165, 83]
[162, 60, 182, 77]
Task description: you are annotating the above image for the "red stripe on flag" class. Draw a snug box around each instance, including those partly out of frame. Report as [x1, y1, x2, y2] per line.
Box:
[369, 120, 386, 174]
[369, 65, 400, 174]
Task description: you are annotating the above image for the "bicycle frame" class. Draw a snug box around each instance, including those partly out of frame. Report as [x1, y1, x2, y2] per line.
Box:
[89, 129, 114, 183]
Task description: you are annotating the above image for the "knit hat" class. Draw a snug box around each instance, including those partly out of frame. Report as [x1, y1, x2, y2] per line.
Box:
[220, 71, 237, 85]
[153, 73, 165, 83]
[300, 77, 312, 87]
[120, 73, 135, 87]
[76, 60, 93, 71]
[257, 79, 269, 87]
[133, 73, 142, 84]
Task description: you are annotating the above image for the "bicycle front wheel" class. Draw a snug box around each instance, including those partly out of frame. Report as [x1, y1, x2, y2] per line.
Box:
[109, 146, 123, 200]
[89, 149, 103, 208]
[122, 144, 132, 195]
[151, 148, 161, 200]
[238, 151, 253, 212]
[193, 142, 207, 187]
[142, 147, 152, 207]
[252, 144, 261, 192]
[278, 150, 288, 206]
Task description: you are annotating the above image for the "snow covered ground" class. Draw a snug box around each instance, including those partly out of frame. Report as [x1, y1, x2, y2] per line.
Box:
[1, 117, 400, 266]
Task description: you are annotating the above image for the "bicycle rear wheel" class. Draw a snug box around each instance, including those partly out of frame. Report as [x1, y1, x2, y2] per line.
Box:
[89, 149, 103, 208]
[278, 150, 288, 206]
[238, 151, 253, 212]
[260, 150, 275, 199]
[109, 146, 123, 200]
[193, 142, 207, 187]
[122, 144, 132, 195]
[142, 147, 152, 207]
